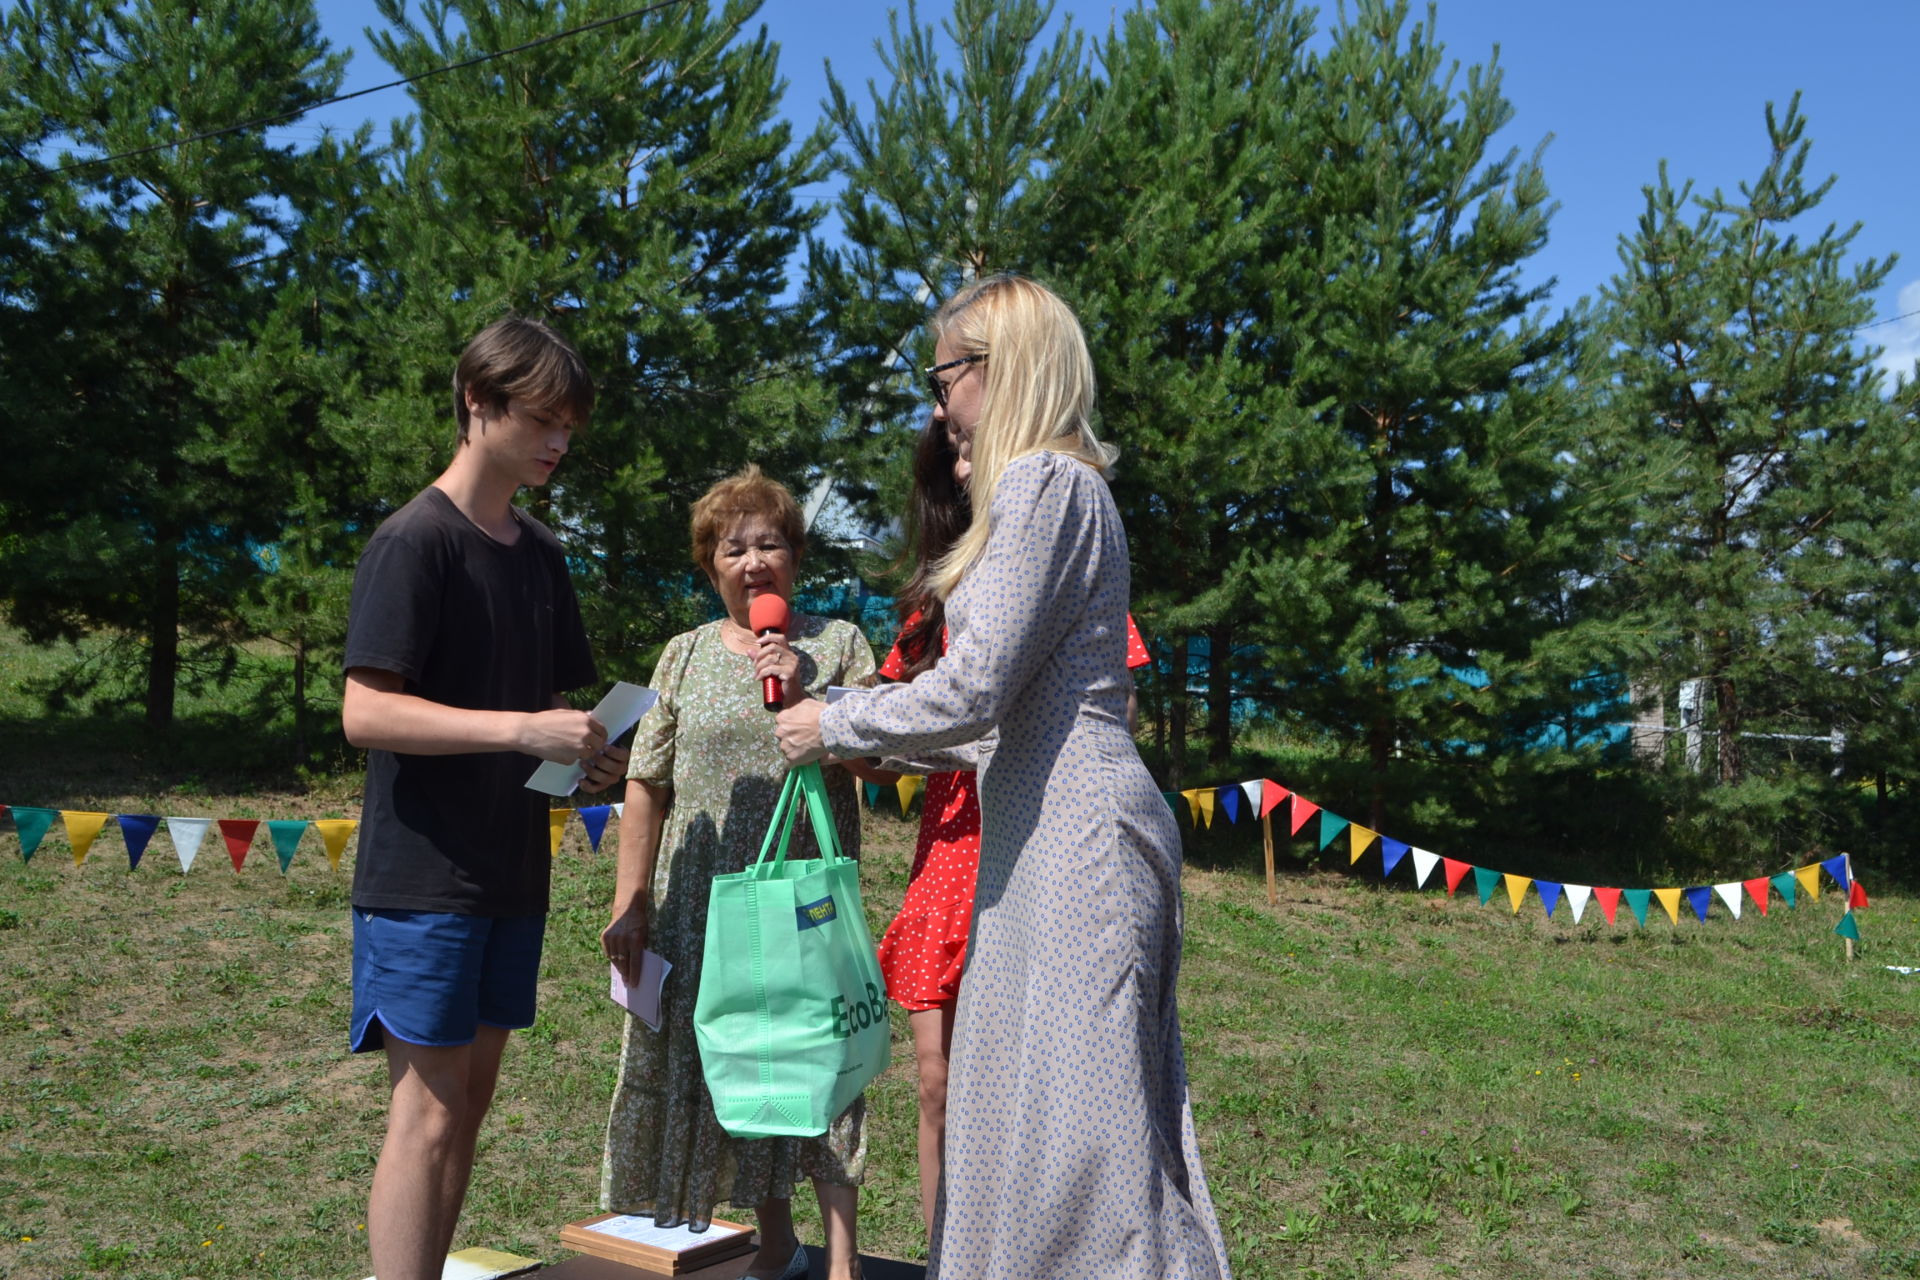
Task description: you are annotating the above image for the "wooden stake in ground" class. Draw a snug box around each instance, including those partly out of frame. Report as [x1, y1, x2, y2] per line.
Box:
[1262, 810, 1277, 907]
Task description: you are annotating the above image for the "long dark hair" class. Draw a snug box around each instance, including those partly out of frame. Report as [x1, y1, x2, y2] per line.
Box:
[894, 418, 971, 679]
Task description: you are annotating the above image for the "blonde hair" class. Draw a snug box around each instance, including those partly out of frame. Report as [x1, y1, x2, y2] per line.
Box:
[928, 275, 1117, 599]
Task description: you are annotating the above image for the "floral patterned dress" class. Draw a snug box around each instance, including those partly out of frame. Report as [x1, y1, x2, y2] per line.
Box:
[601, 612, 877, 1227]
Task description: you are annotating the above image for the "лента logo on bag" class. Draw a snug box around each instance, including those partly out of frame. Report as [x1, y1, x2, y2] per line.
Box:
[796, 895, 839, 931]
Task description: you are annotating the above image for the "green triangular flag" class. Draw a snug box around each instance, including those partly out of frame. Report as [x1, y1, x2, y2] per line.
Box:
[1317, 811, 1350, 851]
[863, 781, 883, 809]
[1834, 911, 1860, 941]
[1770, 871, 1798, 907]
[1163, 791, 1181, 816]
[10, 806, 57, 862]
[267, 820, 309, 873]
[1624, 888, 1652, 927]
[1472, 866, 1500, 905]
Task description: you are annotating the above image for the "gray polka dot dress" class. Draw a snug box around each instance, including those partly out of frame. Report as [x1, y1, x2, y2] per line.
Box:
[819, 452, 1232, 1280]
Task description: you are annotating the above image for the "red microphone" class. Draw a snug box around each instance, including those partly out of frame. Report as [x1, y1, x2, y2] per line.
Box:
[748, 593, 790, 712]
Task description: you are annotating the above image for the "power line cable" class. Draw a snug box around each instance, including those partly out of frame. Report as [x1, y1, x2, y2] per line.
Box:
[23, 0, 685, 181]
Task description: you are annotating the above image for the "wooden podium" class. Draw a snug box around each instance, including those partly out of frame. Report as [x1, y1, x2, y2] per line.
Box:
[542, 1244, 928, 1280]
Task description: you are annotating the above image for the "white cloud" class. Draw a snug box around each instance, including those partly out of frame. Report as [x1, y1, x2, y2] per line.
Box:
[1872, 279, 1920, 390]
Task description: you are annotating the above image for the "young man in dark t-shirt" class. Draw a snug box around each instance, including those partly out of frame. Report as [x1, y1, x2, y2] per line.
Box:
[341, 316, 628, 1280]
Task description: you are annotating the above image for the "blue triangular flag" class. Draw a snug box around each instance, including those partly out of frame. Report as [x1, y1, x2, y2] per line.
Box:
[1683, 886, 1712, 923]
[116, 814, 161, 870]
[1217, 786, 1242, 824]
[577, 805, 611, 852]
[1379, 838, 1410, 876]
[1537, 880, 1562, 918]
[1820, 855, 1850, 891]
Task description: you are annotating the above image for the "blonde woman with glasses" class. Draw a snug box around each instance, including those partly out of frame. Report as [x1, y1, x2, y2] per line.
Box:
[776, 275, 1231, 1279]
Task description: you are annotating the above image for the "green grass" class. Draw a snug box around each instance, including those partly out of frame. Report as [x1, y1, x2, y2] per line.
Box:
[4, 623, 1920, 1278]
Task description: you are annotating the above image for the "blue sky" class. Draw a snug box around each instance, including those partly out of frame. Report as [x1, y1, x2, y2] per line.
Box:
[300, 0, 1919, 380]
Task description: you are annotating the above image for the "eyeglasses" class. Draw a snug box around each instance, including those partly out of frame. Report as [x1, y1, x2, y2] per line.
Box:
[923, 353, 986, 409]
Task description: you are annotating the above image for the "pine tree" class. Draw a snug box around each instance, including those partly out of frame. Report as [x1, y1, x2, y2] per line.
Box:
[356, 0, 830, 675]
[0, 0, 352, 730]
[1591, 95, 1910, 856]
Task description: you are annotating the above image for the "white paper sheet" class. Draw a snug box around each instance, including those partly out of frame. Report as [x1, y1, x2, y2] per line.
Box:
[825, 685, 865, 704]
[579, 1213, 749, 1248]
[609, 951, 672, 1031]
[525, 681, 658, 796]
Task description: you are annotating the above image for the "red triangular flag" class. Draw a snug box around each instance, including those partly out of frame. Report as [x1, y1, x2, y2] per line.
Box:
[1742, 876, 1771, 916]
[1442, 858, 1471, 896]
[1260, 779, 1289, 819]
[1594, 886, 1621, 925]
[1849, 881, 1869, 909]
[1288, 793, 1320, 836]
[217, 819, 260, 872]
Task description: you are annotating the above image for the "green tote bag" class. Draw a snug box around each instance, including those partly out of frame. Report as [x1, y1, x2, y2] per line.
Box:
[693, 762, 891, 1138]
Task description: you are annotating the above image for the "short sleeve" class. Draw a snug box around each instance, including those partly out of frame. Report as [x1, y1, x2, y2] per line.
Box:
[547, 543, 598, 694]
[1125, 614, 1151, 670]
[343, 531, 439, 681]
[626, 630, 695, 788]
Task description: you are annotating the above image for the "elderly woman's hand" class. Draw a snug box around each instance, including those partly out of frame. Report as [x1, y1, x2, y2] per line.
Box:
[774, 697, 830, 765]
[753, 629, 805, 707]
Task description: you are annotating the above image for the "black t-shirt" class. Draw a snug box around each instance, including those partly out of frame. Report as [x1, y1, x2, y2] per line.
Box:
[344, 487, 597, 915]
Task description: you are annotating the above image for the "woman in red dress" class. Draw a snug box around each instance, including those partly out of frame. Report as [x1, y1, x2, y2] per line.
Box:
[876, 415, 1150, 1237]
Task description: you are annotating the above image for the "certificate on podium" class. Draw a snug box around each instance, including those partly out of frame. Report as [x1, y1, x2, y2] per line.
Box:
[559, 1214, 754, 1275]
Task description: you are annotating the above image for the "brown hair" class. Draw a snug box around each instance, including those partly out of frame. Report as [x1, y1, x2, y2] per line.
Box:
[893, 417, 971, 679]
[452, 315, 595, 440]
[689, 465, 807, 578]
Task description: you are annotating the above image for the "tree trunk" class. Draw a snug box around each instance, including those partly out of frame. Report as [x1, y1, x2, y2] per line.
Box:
[293, 633, 308, 765]
[1168, 635, 1190, 791]
[145, 524, 180, 732]
[1207, 620, 1233, 767]
[1713, 665, 1743, 784]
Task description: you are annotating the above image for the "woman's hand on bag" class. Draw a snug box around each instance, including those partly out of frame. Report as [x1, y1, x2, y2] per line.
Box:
[774, 697, 829, 765]
[602, 903, 650, 986]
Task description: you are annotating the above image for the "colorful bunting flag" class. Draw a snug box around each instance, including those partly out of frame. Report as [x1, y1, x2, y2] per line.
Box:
[1259, 779, 1287, 819]
[1770, 871, 1798, 907]
[1216, 786, 1241, 825]
[547, 809, 571, 857]
[1564, 884, 1592, 924]
[1537, 881, 1563, 919]
[1288, 794, 1320, 836]
[1502, 873, 1531, 913]
[166, 816, 211, 873]
[1472, 866, 1499, 905]
[1594, 886, 1621, 926]
[1317, 811, 1349, 852]
[11, 806, 58, 862]
[311, 819, 356, 871]
[1683, 887, 1712, 923]
[1411, 848, 1439, 888]
[1712, 882, 1743, 920]
[1238, 780, 1263, 818]
[1820, 855, 1850, 891]
[1196, 788, 1216, 829]
[116, 814, 160, 870]
[611, 802, 625, 819]
[1794, 865, 1821, 902]
[1835, 911, 1860, 941]
[1624, 888, 1652, 928]
[216, 819, 259, 873]
[61, 811, 110, 866]
[1849, 881, 1870, 909]
[1442, 857, 1471, 896]
[1347, 825, 1377, 866]
[1380, 838, 1410, 877]
[1162, 790, 1180, 816]
[1743, 877, 1770, 915]
[577, 805, 612, 853]
[896, 774, 922, 815]
[267, 820, 309, 873]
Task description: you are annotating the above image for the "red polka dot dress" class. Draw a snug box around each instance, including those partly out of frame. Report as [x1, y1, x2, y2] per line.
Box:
[875, 611, 1151, 1012]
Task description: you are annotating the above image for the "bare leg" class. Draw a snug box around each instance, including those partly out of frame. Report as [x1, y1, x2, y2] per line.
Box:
[907, 1003, 956, 1238]
[366, 1024, 511, 1280]
[815, 1179, 861, 1280]
[747, 1195, 800, 1278]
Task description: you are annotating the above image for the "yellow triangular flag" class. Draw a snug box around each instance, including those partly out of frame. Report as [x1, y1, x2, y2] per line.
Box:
[1653, 887, 1682, 924]
[548, 810, 571, 857]
[1196, 789, 1215, 829]
[1182, 789, 1202, 826]
[1503, 873, 1532, 913]
[1794, 865, 1821, 901]
[1348, 825, 1377, 865]
[61, 811, 111, 866]
[896, 774, 922, 815]
[312, 819, 357, 871]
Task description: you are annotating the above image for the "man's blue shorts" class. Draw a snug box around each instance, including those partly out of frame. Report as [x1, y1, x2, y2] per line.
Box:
[350, 908, 546, 1054]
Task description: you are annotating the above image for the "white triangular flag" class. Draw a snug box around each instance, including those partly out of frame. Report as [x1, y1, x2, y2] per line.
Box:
[612, 802, 624, 819]
[1410, 848, 1439, 888]
[1240, 781, 1263, 815]
[1713, 881, 1743, 920]
[1564, 884, 1592, 924]
[166, 816, 211, 874]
